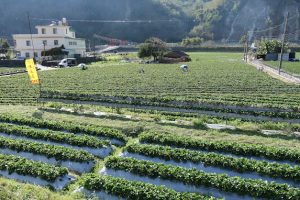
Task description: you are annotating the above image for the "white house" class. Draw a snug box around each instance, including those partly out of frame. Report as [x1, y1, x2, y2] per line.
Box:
[13, 18, 86, 59]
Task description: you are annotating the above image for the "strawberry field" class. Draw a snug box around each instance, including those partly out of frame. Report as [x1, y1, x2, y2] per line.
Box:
[1, 53, 300, 111]
[0, 109, 300, 199]
[0, 52, 300, 199]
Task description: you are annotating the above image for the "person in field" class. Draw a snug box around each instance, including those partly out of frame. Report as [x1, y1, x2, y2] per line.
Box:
[180, 65, 189, 72]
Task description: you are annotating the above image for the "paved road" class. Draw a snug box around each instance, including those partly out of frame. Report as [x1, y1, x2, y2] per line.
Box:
[249, 59, 300, 85]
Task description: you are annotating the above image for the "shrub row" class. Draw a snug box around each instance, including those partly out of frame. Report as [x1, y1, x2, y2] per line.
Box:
[105, 157, 300, 200]
[126, 143, 300, 181]
[0, 153, 68, 182]
[0, 123, 109, 148]
[140, 131, 300, 163]
[0, 136, 95, 162]
[0, 114, 128, 143]
[81, 174, 215, 200]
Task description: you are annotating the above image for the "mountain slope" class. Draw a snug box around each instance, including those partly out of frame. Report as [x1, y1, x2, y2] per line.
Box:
[1, 0, 299, 43]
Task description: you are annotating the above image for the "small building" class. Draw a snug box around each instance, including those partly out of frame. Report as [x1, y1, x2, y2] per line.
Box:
[13, 18, 86, 59]
[164, 51, 189, 59]
[162, 50, 191, 63]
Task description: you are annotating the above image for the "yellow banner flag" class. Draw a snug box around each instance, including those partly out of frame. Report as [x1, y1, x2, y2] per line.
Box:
[25, 59, 40, 84]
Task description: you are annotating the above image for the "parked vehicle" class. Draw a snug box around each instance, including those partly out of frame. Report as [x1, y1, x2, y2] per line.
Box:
[58, 58, 77, 68]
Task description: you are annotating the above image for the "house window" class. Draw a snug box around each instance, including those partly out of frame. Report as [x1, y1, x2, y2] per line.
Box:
[69, 41, 77, 46]
[42, 40, 47, 46]
[54, 40, 59, 45]
[34, 52, 38, 58]
[25, 52, 30, 58]
[42, 28, 46, 34]
[26, 40, 31, 46]
[53, 28, 57, 34]
[66, 28, 68, 34]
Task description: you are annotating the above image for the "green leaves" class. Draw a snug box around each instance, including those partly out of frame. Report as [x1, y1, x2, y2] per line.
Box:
[0, 154, 68, 182]
[0, 123, 109, 148]
[105, 157, 300, 199]
[0, 114, 128, 143]
[0, 136, 95, 162]
[126, 143, 300, 181]
[140, 131, 300, 164]
[81, 174, 214, 200]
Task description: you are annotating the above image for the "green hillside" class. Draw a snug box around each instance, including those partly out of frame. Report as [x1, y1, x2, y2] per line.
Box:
[1, 0, 299, 42]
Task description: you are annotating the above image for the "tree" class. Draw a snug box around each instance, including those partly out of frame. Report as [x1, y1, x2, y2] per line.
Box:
[0, 38, 10, 53]
[138, 37, 168, 61]
[181, 37, 204, 46]
[239, 35, 247, 44]
[257, 39, 288, 55]
[41, 45, 68, 56]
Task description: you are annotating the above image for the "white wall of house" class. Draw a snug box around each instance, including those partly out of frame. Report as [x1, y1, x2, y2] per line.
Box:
[12, 18, 86, 59]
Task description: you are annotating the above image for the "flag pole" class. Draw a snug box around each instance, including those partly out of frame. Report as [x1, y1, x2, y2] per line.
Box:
[27, 12, 42, 102]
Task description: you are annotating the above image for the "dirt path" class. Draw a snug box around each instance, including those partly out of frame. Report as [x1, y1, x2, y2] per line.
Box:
[0, 64, 58, 78]
[249, 60, 300, 85]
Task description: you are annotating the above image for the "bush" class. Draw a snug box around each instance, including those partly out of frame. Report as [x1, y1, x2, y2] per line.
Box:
[257, 39, 288, 55]
[181, 37, 204, 46]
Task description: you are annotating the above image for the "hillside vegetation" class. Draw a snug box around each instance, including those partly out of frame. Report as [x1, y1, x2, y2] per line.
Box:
[1, 0, 299, 42]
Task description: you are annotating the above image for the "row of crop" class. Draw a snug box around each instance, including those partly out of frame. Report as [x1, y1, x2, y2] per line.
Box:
[41, 90, 300, 110]
[41, 92, 300, 119]
[0, 153, 68, 182]
[81, 174, 215, 200]
[126, 143, 300, 181]
[105, 157, 300, 199]
[0, 136, 94, 162]
[140, 131, 300, 163]
[0, 123, 109, 149]
[0, 114, 127, 143]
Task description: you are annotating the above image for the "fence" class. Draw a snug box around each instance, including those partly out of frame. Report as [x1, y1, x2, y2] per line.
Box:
[0, 60, 25, 67]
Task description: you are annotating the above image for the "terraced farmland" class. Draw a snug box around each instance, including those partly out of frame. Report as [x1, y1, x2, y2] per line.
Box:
[81, 130, 300, 200]
[0, 114, 124, 189]
[1, 52, 300, 199]
[0, 105, 300, 199]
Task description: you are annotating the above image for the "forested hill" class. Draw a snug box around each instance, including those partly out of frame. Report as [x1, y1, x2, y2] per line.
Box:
[1, 0, 299, 43]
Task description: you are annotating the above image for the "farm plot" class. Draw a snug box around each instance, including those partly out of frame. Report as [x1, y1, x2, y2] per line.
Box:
[264, 61, 300, 77]
[35, 52, 300, 121]
[88, 131, 300, 200]
[0, 114, 128, 146]
[0, 67, 26, 75]
[1, 53, 300, 111]
[0, 114, 126, 189]
[0, 154, 71, 190]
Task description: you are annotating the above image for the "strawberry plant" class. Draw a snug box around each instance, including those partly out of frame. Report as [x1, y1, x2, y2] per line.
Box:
[140, 131, 300, 163]
[81, 174, 215, 200]
[126, 143, 300, 181]
[0, 154, 68, 182]
[0, 136, 95, 162]
[105, 157, 300, 199]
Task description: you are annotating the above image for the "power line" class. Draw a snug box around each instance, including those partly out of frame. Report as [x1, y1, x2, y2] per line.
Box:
[248, 13, 298, 34]
[30, 17, 179, 23]
[279, 12, 289, 74]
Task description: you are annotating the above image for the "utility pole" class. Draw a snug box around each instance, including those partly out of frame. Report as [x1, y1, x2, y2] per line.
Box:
[244, 32, 249, 63]
[243, 33, 246, 61]
[245, 33, 249, 63]
[27, 12, 42, 101]
[279, 12, 289, 74]
[27, 12, 35, 59]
